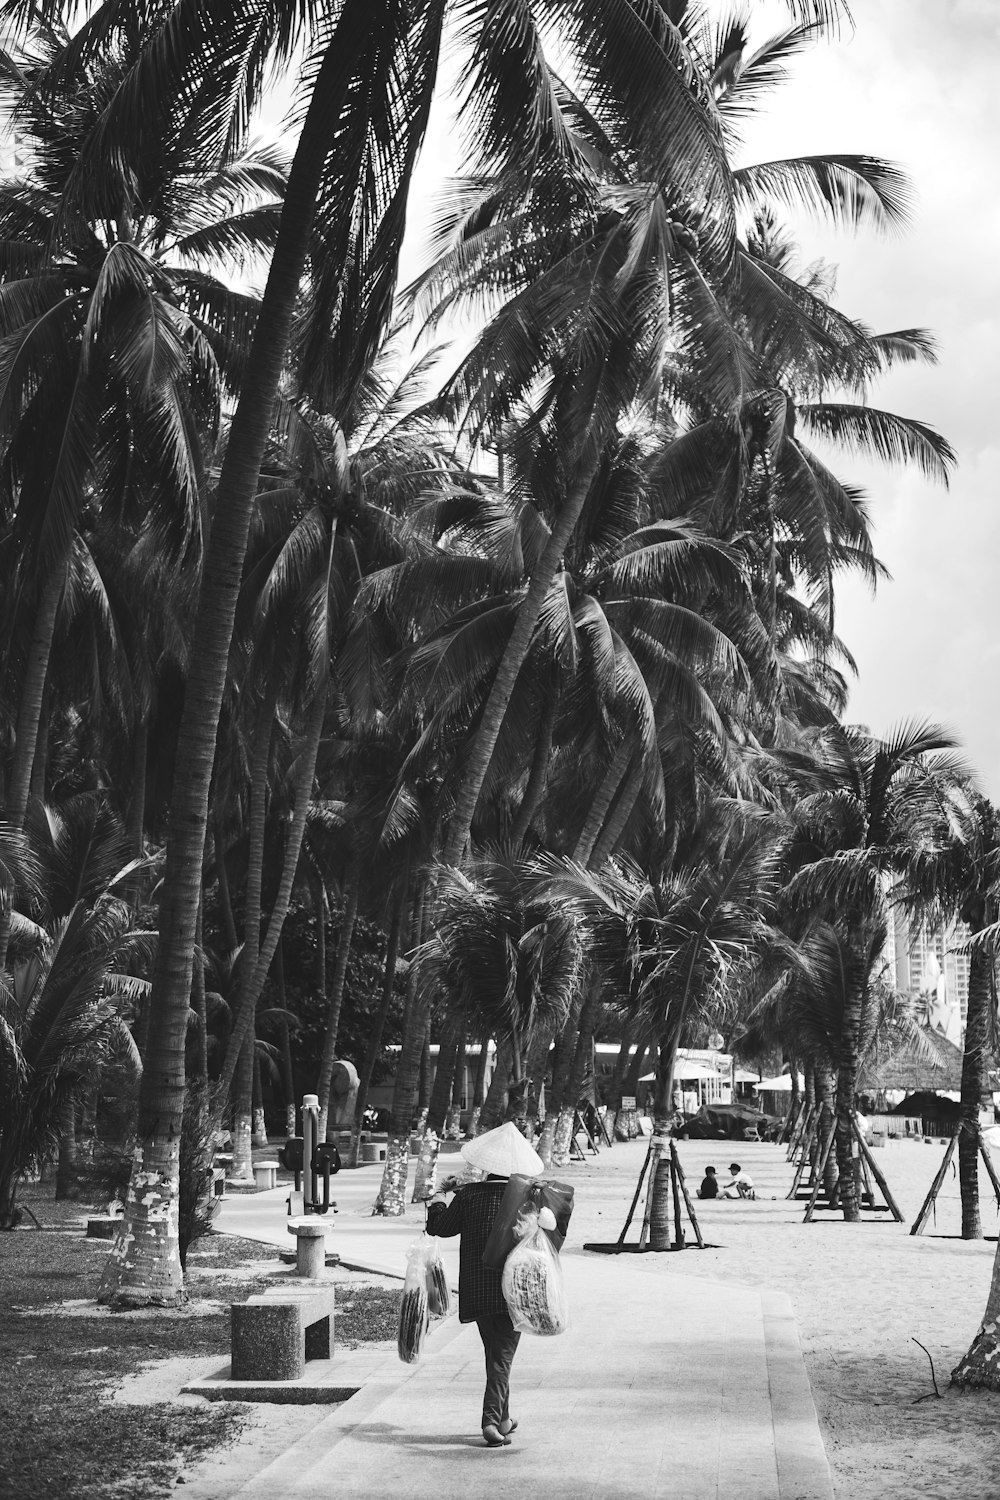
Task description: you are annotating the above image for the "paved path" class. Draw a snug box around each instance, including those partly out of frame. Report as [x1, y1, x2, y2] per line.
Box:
[184, 1149, 832, 1500]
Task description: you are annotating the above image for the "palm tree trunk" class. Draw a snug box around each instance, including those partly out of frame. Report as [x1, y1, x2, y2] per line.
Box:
[417, 1021, 433, 1114]
[129, 719, 149, 869]
[218, 686, 326, 1093]
[465, 1033, 491, 1138]
[7, 564, 65, 828]
[252, 1052, 268, 1147]
[55, 1096, 79, 1201]
[442, 455, 601, 867]
[834, 974, 864, 1223]
[427, 1011, 461, 1134]
[959, 926, 991, 1239]
[316, 854, 361, 1138]
[552, 984, 602, 1166]
[572, 739, 632, 867]
[511, 687, 558, 847]
[192, 893, 208, 1082]
[351, 889, 407, 1165]
[214, 825, 239, 954]
[275, 936, 297, 1136]
[953, 1236, 1000, 1388]
[589, 754, 643, 868]
[373, 971, 429, 1216]
[231, 1030, 255, 1181]
[479, 1039, 513, 1134]
[816, 1067, 838, 1200]
[537, 996, 584, 1166]
[523, 1019, 557, 1135]
[98, 9, 423, 1306]
[0, 565, 66, 973]
[446, 1012, 468, 1138]
[29, 682, 49, 801]
[312, 870, 328, 1001]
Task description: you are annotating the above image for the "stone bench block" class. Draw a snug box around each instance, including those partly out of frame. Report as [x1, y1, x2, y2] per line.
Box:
[253, 1162, 278, 1190]
[231, 1285, 336, 1382]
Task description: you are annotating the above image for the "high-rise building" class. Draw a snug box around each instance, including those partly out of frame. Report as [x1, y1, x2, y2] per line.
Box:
[892, 906, 970, 1040]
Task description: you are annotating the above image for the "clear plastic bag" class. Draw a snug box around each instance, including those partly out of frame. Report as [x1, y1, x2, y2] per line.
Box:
[424, 1235, 452, 1319]
[397, 1235, 431, 1363]
[501, 1210, 569, 1336]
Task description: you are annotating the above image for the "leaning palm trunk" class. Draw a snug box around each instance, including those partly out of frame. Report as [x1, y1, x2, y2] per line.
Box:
[478, 1039, 513, 1134]
[99, 11, 428, 1304]
[572, 740, 632, 867]
[552, 986, 602, 1167]
[815, 1067, 838, 1201]
[316, 860, 361, 1140]
[219, 688, 327, 1093]
[351, 892, 408, 1165]
[465, 1034, 491, 1139]
[953, 1235, 1000, 1388]
[959, 929, 992, 1239]
[427, 1012, 462, 1135]
[537, 996, 584, 1167]
[231, 1031, 256, 1181]
[589, 754, 643, 868]
[445, 1014, 468, 1139]
[373, 949, 430, 1215]
[0, 564, 66, 971]
[441, 454, 601, 867]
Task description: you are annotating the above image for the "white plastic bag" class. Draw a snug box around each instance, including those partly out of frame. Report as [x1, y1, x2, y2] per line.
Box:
[501, 1210, 569, 1336]
[397, 1235, 431, 1363]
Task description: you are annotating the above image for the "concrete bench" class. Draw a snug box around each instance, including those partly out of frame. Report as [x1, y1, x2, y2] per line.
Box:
[231, 1283, 336, 1381]
[253, 1162, 278, 1190]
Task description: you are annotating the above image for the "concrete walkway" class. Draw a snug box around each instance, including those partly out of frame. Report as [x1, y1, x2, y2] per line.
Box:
[183, 1149, 833, 1500]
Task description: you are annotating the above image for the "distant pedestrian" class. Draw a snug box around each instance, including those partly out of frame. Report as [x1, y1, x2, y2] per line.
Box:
[697, 1166, 719, 1199]
[427, 1122, 545, 1448]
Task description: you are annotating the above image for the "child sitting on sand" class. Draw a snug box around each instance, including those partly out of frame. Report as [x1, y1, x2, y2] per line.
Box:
[723, 1163, 755, 1199]
[697, 1166, 719, 1199]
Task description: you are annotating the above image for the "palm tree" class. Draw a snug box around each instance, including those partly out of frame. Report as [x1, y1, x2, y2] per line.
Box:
[898, 790, 1000, 1239]
[0, 871, 147, 1228]
[785, 722, 966, 1220]
[0, 29, 277, 847]
[48, 0, 854, 1299]
[373, 850, 584, 1213]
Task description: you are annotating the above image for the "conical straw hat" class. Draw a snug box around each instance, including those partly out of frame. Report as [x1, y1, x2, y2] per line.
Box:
[460, 1121, 544, 1177]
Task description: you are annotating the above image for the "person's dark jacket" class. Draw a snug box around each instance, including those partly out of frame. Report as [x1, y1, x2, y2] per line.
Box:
[698, 1174, 719, 1199]
[426, 1179, 507, 1322]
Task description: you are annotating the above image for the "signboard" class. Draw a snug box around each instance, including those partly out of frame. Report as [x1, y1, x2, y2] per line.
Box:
[621, 1096, 636, 1111]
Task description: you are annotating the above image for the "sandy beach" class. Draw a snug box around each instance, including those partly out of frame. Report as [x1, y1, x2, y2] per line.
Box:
[560, 1135, 1000, 1499]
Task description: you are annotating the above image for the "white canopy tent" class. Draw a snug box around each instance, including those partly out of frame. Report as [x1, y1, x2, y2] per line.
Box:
[753, 1073, 804, 1092]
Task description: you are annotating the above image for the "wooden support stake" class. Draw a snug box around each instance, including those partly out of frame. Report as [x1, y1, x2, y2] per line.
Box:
[977, 1130, 1000, 1209]
[909, 1126, 959, 1235]
[851, 1114, 904, 1222]
[670, 1152, 685, 1249]
[616, 1138, 654, 1248]
[671, 1142, 704, 1248]
[803, 1118, 837, 1222]
[787, 1109, 819, 1199]
[787, 1100, 814, 1163]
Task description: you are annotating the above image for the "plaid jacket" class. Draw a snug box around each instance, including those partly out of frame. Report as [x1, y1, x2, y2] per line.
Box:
[426, 1179, 507, 1322]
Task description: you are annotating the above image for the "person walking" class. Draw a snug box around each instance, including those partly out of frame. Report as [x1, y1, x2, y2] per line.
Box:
[427, 1121, 544, 1448]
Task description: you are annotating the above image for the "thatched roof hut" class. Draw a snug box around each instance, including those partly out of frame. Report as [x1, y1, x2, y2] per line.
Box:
[858, 1028, 964, 1094]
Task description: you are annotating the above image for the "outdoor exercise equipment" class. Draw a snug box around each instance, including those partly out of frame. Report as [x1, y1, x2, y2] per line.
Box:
[280, 1094, 341, 1215]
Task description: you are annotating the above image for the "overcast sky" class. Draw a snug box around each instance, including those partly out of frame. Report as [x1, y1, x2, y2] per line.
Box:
[738, 1, 1000, 792]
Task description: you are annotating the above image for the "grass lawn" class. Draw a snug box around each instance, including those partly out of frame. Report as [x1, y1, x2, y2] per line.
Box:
[0, 1189, 402, 1500]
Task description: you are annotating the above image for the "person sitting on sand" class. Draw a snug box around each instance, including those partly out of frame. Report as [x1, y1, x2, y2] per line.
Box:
[697, 1166, 719, 1199]
[723, 1163, 755, 1199]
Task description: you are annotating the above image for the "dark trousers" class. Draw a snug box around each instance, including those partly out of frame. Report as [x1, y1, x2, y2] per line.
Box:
[475, 1311, 521, 1429]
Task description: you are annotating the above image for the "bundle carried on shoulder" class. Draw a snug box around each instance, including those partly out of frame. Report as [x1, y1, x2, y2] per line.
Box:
[501, 1207, 569, 1337]
[482, 1173, 575, 1271]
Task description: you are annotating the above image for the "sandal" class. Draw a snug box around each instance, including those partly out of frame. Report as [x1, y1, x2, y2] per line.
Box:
[482, 1424, 511, 1447]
